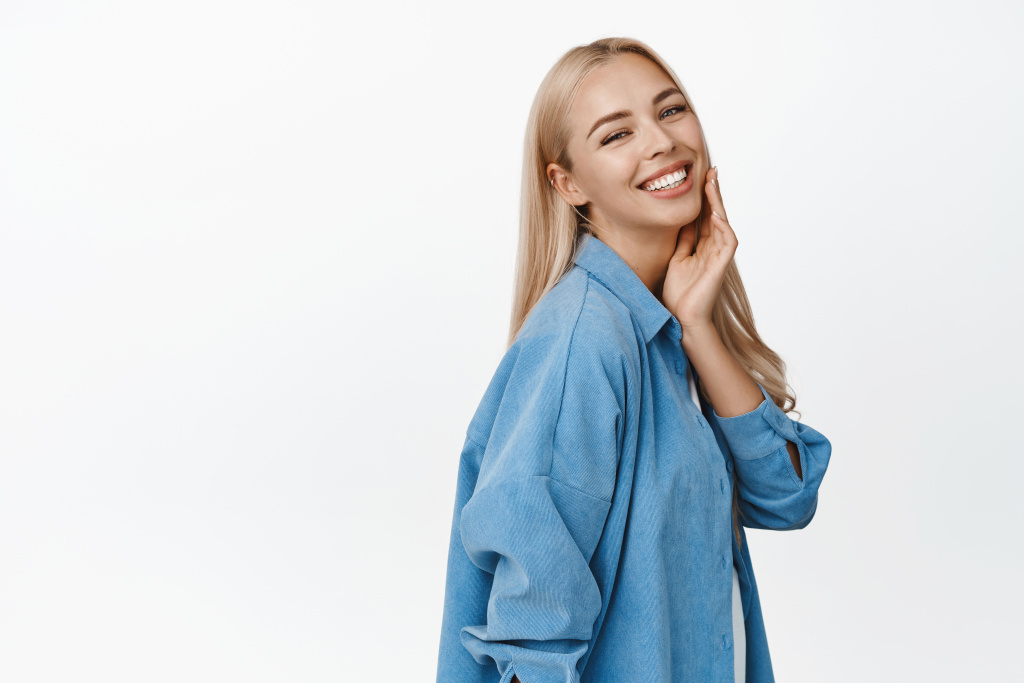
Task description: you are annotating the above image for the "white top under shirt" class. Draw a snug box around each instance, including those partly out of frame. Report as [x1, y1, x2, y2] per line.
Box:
[686, 363, 746, 683]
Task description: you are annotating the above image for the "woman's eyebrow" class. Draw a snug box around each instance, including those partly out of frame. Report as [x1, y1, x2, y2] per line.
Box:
[587, 87, 684, 139]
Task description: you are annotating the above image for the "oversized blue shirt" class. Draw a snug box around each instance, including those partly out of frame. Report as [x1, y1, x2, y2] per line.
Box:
[436, 232, 832, 682]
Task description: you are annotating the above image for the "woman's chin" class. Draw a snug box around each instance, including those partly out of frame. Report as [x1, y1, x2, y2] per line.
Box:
[652, 205, 701, 229]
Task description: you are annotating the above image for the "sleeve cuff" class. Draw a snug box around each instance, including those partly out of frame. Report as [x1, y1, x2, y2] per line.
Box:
[711, 382, 795, 460]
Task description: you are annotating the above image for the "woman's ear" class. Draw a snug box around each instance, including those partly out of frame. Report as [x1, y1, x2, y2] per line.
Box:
[546, 163, 589, 207]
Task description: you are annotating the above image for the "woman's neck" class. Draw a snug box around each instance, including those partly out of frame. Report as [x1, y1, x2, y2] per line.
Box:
[593, 225, 681, 303]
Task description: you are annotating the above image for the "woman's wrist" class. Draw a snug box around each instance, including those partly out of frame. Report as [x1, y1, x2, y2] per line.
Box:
[679, 319, 720, 352]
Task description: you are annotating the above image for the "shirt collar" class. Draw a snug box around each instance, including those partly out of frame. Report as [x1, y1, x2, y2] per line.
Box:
[573, 232, 681, 346]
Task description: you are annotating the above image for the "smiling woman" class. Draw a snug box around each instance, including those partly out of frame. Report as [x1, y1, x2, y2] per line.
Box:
[435, 37, 831, 683]
[544, 53, 709, 272]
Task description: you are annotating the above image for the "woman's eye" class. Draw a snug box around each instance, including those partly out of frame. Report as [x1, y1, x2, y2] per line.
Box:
[600, 106, 687, 145]
[600, 131, 628, 145]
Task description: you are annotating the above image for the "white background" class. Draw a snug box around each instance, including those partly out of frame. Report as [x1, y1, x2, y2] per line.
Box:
[1, 1, 1021, 680]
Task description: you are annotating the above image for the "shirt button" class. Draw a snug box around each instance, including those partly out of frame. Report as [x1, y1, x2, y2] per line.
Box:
[726, 460, 733, 472]
[722, 554, 728, 569]
[720, 478, 725, 494]
[723, 634, 732, 650]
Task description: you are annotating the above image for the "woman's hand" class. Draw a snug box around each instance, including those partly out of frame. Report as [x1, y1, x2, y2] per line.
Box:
[661, 166, 737, 332]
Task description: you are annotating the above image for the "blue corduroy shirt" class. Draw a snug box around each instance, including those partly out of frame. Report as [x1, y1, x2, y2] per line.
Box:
[436, 232, 832, 682]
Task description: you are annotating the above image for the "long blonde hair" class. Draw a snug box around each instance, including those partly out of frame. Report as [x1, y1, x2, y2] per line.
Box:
[509, 37, 798, 550]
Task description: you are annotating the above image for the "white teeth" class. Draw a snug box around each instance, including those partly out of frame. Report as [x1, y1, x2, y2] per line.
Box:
[642, 167, 688, 191]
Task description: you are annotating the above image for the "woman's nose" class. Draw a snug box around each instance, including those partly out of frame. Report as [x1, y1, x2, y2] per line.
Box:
[642, 123, 676, 158]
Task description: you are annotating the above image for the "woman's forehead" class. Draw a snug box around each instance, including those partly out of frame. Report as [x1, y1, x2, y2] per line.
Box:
[570, 54, 679, 128]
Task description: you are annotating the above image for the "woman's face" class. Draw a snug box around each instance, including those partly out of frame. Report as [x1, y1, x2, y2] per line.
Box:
[551, 53, 708, 237]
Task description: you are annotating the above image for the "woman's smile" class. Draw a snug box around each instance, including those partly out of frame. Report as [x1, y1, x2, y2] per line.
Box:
[638, 161, 694, 199]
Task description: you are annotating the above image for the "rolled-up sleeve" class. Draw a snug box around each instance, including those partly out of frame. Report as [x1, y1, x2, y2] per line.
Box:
[712, 382, 831, 531]
[458, 329, 625, 683]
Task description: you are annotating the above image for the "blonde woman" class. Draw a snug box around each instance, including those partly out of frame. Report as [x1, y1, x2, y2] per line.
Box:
[436, 37, 831, 683]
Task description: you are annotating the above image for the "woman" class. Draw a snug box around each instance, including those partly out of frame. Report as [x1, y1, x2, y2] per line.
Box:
[436, 37, 831, 683]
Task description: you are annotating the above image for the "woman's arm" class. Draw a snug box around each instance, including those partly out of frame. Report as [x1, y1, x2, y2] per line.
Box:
[454, 322, 630, 682]
[682, 320, 831, 531]
[681, 322, 802, 479]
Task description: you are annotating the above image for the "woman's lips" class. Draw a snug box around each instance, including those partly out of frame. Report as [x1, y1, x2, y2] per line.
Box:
[639, 163, 694, 199]
[637, 159, 691, 188]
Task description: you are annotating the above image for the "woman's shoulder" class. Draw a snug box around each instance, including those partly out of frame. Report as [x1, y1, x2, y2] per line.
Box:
[518, 264, 643, 358]
[465, 266, 640, 451]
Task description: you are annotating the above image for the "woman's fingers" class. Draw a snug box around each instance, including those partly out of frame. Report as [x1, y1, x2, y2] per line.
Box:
[687, 165, 736, 272]
[708, 166, 727, 222]
[705, 166, 736, 249]
[675, 221, 697, 258]
[711, 210, 738, 249]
